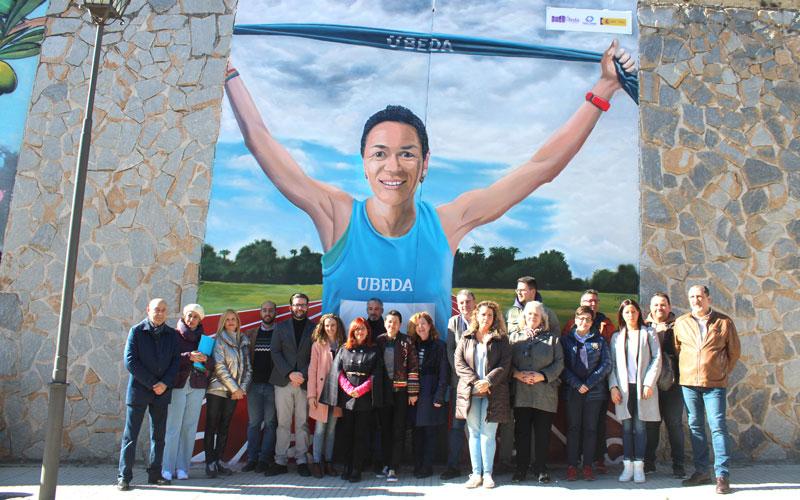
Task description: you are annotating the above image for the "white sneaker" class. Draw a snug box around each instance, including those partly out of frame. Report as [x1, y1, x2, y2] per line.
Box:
[386, 469, 398, 482]
[619, 460, 633, 482]
[376, 465, 389, 478]
[633, 460, 646, 483]
[483, 473, 495, 489]
[176, 469, 188, 480]
[465, 474, 483, 488]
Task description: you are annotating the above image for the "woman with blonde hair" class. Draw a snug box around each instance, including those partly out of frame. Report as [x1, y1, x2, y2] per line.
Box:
[204, 309, 252, 478]
[163, 304, 213, 481]
[308, 313, 346, 478]
[454, 300, 511, 489]
[509, 301, 563, 484]
[407, 311, 449, 478]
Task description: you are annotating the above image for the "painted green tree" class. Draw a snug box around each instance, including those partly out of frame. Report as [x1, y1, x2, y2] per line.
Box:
[0, 0, 46, 95]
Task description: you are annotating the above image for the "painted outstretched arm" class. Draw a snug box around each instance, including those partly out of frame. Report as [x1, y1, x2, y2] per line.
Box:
[438, 40, 636, 253]
[224, 62, 352, 251]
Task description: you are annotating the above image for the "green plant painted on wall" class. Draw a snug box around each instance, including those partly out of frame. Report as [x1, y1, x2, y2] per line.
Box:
[0, 0, 46, 95]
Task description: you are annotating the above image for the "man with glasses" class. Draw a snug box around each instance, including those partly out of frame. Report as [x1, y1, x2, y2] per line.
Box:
[266, 293, 315, 477]
[244, 300, 278, 473]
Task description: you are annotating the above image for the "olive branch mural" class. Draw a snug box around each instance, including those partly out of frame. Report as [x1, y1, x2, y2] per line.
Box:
[0, 0, 46, 95]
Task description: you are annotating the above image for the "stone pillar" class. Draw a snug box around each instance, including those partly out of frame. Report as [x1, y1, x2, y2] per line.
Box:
[638, 3, 800, 460]
[0, 0, 236, 460]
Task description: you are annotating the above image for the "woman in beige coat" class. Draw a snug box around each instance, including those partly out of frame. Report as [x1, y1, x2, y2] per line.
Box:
[608, 299, 661, 484]
[307, 313, 345, 478]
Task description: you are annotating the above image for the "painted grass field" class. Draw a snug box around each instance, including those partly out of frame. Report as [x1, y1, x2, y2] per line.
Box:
[198, 281, 635, 328]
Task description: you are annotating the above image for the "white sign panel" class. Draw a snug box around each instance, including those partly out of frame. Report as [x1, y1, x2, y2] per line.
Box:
[545, 7, 633, 34]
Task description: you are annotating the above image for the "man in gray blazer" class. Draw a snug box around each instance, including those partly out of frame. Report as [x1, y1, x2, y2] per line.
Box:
[265, 293, 315, 477]
[441, 289, 475, 480]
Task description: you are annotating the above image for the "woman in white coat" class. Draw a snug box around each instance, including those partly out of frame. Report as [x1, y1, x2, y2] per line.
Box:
[608, 299, 661, 484]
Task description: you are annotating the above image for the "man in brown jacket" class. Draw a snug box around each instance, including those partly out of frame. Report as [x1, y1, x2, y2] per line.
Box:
[674, 285, 741, 495]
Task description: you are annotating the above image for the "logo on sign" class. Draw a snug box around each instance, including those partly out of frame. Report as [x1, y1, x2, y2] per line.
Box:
[600, 17, 627, 26]
[386, 36, 454, 53]
[356, 277, 414, 292]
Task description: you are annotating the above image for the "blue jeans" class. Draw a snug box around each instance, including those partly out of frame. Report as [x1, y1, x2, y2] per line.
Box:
[162, 382, 205, 474]
[682, 386, 730, 478]
[466, 396, 498, 476]
[118, 402, 168, 481]
[246, 382, 277, 465]
[447, 388, 467, 469]
[621, 384, 647, 460]
[312, 410, 337, 463]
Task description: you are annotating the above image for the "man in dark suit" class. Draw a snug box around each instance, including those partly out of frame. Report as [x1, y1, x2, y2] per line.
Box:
[117, 298, 179, 491]
[265, 293, 315, 477]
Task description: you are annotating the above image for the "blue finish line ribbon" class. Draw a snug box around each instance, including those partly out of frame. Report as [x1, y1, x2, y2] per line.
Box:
[233, 23, 639, 104]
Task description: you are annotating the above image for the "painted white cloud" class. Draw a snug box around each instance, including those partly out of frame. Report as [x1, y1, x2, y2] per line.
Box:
[210, 0, 640, 277]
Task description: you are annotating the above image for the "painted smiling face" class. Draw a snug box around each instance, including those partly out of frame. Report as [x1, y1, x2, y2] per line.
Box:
[363, 121, 428, 207]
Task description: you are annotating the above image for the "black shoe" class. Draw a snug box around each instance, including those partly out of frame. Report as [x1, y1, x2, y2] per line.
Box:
[242, 462, 257, 472]
[440, 467, 461, 480]
[147, 475, 170, 485]
[297, 463, 311, 477]
[205, 462, 218, 478]
[216, 462, 233, 476]
[256, 461, 269, 473]
[673, 466, 687, 479]
[644, 461, 656, 474]
[415, 467, 433, 479]
[537, 471, 551, 484]
[265, 463, 289, 477]
[511, 471, 526, 483]
[348, 471, 362, 483]
[683, 472, 712, 486]
[116, 479, 131, 491]
[341, 466, 352, 481]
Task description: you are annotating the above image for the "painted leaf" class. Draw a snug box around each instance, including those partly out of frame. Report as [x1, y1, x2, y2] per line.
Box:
[0, 0, 14, 16]
[4, 0, 46, 37]
[0, 40, 39, 58]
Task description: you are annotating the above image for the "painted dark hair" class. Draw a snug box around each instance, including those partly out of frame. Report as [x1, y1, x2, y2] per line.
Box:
[360, 105, 429, 158]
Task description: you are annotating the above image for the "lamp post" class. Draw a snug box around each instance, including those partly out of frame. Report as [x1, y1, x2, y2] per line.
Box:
[39, 1, 130, 499]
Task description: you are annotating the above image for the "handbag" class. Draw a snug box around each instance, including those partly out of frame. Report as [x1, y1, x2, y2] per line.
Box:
[657, 351, 675, 391]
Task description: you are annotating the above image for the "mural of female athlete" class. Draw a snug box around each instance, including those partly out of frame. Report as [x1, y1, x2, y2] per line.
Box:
[224, 40, 635, 335]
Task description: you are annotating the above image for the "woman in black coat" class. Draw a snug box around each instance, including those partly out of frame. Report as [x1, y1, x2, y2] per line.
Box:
[319, 317, 384, 483]
[407, 311, 449, 478]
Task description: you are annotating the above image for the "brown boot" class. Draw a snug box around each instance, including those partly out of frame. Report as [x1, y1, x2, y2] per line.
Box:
[309, 462, 323, 479]
[716, 476, 731, 494]
[324, 461, 338, 477]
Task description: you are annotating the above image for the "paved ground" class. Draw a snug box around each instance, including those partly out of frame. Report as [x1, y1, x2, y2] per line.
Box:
[1, 462, 799, 499]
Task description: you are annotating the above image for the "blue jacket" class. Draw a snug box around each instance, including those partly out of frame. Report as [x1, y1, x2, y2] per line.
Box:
[561, 328, 611, 400]
[124, 319, 179, 406]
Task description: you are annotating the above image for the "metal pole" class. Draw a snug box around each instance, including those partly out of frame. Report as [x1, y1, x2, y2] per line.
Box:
[39, 19, 105, 500]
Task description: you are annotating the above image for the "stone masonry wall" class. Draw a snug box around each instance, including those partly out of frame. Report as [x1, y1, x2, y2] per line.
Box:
[0, 0, 236, 459]
[638, 4, 800, 460]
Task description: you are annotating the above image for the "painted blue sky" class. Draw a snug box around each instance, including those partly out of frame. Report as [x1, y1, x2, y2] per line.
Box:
[207, 0, 640, 278]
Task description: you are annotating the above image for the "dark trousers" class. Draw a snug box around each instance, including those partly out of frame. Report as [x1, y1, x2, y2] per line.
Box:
[513, 407, 554, 474]
[117, 402, 168, 481]
[595, 398, 609, 462]
[645, 385, 685, 467]
[339, 409, 372, 472]
[204, 393, 238, 464]
[379, 390, 408, 469]
[446, 389, 467, 469]
[412, 425, 438, 471]
[566, 391, 603, 467]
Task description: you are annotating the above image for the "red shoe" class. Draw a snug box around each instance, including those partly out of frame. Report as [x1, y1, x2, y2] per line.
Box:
[583, 465, 596, 481]
[594, 460, 607, 474]
[566, 466, 578, 481]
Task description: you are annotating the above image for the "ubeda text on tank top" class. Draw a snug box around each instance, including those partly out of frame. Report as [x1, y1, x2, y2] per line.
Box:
[356, 277, 414, 293]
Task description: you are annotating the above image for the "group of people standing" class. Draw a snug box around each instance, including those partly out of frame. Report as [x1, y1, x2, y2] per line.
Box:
[116, 281, 740, 495]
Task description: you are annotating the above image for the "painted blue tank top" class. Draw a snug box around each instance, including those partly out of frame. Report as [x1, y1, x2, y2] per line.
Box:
[321, 199, 453, 337]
